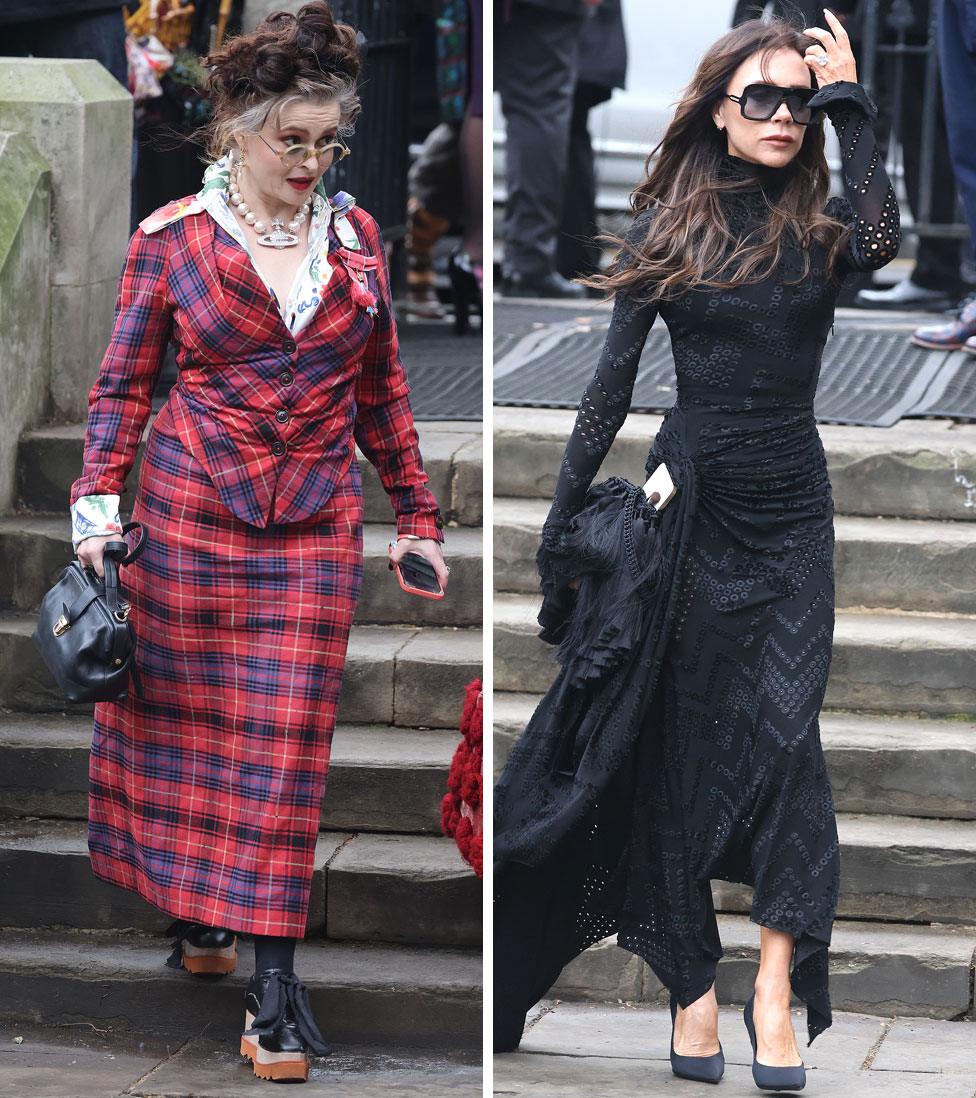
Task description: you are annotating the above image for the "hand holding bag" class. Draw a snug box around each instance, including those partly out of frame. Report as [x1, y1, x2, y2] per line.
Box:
[32, 522, 150, 703]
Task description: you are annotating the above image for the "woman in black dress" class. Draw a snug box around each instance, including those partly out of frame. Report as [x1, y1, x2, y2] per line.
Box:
[494, 12, 899, 1089]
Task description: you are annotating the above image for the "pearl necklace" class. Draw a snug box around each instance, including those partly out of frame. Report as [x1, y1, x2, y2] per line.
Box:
[228, 160, 310, 249]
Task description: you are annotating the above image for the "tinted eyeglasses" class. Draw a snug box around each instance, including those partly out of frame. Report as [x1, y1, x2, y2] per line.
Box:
[726, 83, 823, 126]
[258, 133, 351, 168]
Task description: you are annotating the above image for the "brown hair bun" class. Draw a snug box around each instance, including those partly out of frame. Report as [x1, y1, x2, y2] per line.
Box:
[202, 1, 362, 160]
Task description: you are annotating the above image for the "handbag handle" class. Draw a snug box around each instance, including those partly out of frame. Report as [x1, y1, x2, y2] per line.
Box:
[101, 521, 150, 567]
[99, 522, 149, 617]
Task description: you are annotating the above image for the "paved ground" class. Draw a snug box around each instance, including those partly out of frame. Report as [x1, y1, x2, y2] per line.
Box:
[0, 1024, 481, 1098]
[493, 1002, 976, 1097]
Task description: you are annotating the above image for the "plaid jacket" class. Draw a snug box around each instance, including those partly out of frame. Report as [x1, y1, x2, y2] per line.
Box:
[70, 198, 444, 541]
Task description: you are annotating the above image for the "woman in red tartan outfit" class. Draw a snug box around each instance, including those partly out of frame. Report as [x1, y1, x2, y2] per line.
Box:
[69, 3, 448, 1082]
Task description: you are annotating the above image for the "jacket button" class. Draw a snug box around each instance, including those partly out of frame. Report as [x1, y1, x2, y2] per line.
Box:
[271, 441, 286, 456]
[275, 409, 289, 424]
[282, 338, 297, 354]
[279, 371, 294, 386]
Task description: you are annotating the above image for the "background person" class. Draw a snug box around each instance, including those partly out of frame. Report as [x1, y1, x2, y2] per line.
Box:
[495, 0, 601, 299]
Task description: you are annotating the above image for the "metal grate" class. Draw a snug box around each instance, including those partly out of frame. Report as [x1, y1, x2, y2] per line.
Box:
[814, 330, 947, 426]
[493, 301, 614, 363]
[494, 318, 949, 428]
[903, 351, 976, 421]
[495, 326, 676, 413]
[401, 325, 482, 420]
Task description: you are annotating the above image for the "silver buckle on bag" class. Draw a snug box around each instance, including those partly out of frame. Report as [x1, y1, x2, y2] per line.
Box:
[53, 614, 71, 636]
[113, 604, 131, 623]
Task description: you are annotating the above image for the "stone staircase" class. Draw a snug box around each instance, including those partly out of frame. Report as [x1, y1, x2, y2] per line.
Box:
[493, 403, 976, 1022]
[0, 419, 483, 1049]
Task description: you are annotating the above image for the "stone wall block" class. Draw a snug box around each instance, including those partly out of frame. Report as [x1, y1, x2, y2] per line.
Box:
[0, 60, 130, 287]
[49, 278, 118, 421]
[0, 130, 51, 512]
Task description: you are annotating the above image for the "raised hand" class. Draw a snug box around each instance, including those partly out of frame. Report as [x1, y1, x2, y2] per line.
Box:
[802, 8, 858, 87]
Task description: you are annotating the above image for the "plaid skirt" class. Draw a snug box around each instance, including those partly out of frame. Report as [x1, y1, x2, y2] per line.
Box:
[87, 407, 364, 936]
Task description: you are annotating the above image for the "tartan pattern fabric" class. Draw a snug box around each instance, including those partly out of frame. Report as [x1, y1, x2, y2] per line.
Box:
[73, 194, 444, 934]
[88, 410, 364, 935]
[69, 199, 444, 542]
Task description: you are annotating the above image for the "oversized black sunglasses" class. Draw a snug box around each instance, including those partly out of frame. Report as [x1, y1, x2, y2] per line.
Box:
[726, 83, 824, 126]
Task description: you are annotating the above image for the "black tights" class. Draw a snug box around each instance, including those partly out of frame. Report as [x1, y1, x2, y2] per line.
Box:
[253, 934, 297, 975]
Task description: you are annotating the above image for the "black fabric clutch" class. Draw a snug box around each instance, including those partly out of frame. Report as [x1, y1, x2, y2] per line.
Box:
[32, 521, 150, 703]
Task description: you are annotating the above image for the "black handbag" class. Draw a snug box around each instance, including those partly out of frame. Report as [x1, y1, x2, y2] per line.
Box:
[32, 521, 150, 703]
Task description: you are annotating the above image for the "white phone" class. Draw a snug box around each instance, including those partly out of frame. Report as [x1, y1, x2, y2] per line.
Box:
[642, 462, 677, 510]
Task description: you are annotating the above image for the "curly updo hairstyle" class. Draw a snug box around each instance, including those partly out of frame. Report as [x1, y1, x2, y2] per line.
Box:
[202, 1, 362, 162]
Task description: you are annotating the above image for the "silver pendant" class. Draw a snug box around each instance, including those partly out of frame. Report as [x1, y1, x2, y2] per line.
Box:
[257, 218, 299, 249]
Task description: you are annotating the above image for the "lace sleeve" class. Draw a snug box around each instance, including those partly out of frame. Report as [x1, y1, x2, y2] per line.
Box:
[542, 217, 659, 544]
[807, 80, 901, 273]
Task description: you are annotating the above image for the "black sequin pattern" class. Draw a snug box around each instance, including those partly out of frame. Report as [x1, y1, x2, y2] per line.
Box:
[494, 81, 900, 1053]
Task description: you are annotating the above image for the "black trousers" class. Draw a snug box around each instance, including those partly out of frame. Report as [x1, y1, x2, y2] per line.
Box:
[872, 41, 968, 293]
[939, 0, 976, 268]
[496, 2, 583, 279]
[557, 81, 611, 282]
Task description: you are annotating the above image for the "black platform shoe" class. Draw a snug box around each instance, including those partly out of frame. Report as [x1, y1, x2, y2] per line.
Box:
[240, 968, 331, 1083]
[163, 919, 237, 977]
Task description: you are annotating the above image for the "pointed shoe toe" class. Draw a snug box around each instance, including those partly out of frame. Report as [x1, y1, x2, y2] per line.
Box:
[669, 995, 725, 1083]
[743, 994, 806, 1092]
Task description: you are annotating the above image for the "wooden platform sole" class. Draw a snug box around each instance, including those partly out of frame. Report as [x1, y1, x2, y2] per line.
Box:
[241, 1010, 310, 1082]
[181, 939, 237, 976]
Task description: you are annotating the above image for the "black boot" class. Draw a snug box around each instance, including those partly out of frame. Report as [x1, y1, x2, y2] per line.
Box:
[240, 968, 330, 1083]
[163, 919, 237, 977]
[501, 270, 586, 299]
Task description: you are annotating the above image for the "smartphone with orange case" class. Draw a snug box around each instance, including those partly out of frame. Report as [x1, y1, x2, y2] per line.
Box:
[388, 542, 445, 599]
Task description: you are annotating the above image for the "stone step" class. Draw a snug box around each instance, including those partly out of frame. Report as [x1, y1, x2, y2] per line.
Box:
[493, 593, 976, 717]
[493, 496, 976, 614]
[551, 915, 976, 1020]
[493, 407, 976, 521]
[709, 813, 976, 924]
[0, 614, 482, 727]
[16, 420, 483, 526]
[0, 820, 481, 947]
[0, 514, 482, 627]
[0, 713, 460, 833]
[493, 695, 976, 820]
[0, 928, 481, 1047]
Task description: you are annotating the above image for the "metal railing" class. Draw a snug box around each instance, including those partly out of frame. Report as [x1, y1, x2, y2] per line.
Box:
[854, 0, 969, 240]
[327, 0, 414, 241]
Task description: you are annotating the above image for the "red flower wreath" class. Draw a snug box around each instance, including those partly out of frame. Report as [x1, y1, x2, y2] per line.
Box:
[441, 678, 483, 877]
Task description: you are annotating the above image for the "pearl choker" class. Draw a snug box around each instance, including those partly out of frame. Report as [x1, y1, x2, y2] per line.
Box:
[228, 157, 310, 249]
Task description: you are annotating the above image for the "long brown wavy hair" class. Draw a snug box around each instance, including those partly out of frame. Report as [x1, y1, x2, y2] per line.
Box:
[586, 17, 852, 303]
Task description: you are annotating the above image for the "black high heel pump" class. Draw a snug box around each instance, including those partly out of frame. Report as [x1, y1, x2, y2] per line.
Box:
[669, 994, 725, 1084]
[743, 993, 806, 1091]
[448, 249, 482, 335]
